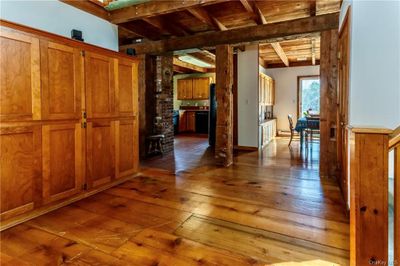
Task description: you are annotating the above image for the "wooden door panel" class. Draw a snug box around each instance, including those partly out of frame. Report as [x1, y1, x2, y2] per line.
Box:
[86, 53, 116, 118]
[42, 123, 83, 204]
[0, 28, 40, 121]
[179, 111, 187, 132]
[118, 60, 138, 117]
[187, 111, 196, 132]
[116, 119, 138, 178]
[193, 78, 210, 99]
[0, 125, 41, 220]
[41, 41, 83, 120]
[87, 121, 115, 188]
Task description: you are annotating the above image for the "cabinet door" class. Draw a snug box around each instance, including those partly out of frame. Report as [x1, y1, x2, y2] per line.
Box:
[86, 121, 116, 188]
[41, 41, 83, 120]
[193, 78, 210, 99]
[179, 111, 187, 132]
[42, 123, 83, 204]
[187, 112, 196, 132]
[115, 119, 138, 179]
[0, 28, 41, 121]
[264, 77, 269, 105]
[177, 79, 193, 100]
[0, 125, 41, 220]
[85, 52, 116, 118]
[271, 79, 275, 105]
[258, 75, 263, 104]
[117, 59, 138, 117]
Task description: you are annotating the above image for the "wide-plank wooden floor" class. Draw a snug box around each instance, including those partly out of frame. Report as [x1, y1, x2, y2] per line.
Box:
[0, 136, 349, 265]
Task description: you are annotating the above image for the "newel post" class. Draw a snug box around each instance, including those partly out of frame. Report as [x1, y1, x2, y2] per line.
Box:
[349, 127, 392, 266]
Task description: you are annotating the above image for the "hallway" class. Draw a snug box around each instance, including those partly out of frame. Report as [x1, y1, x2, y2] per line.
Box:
[0, 138, 349, 265]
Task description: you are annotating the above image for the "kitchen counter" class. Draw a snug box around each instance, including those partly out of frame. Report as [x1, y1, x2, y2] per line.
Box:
[259, 118, 276, 126]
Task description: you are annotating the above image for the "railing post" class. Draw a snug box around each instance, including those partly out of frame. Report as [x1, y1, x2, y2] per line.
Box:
[395, 145, 400, 265]
[349, 127, 392, 266]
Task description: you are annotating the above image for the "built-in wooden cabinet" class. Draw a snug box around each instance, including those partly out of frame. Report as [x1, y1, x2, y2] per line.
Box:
[260, 119, 277, 148]
[0, 21, 139, 225]
[259, 73, 275, 106]
[177, 77, 210, 100]
[178, 111, 196, 132]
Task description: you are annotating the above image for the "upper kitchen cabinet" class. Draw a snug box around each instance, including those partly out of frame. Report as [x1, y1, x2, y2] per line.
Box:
[0, 28, 41, 122]
[177, 79, 193, 100]
[192, 77, 210, 99]
[177, 77, 211, 100]
[259, 73, 275, 106]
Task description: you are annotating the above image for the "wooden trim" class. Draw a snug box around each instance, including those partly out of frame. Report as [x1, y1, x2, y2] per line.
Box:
[297, 75, 320, 119]
[349, 127, 393, 134]
[349, 130, 390, 265]
[394, 146, 400, 264]
[234, 145, 258, 151]
[120, 13, 340, 55]
[0, 173, 140, 231]
[339, 5, 351, 36]
[0, 19, 140, 62]
[389, 125, 400, 150]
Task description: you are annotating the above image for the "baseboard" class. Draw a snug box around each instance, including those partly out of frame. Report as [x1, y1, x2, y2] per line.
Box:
[234, 145, 258, 151]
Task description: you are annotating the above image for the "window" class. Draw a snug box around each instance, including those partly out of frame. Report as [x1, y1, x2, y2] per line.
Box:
[298, 76, 320, 117]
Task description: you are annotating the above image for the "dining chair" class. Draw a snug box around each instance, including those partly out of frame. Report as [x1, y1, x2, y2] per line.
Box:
[305, 117, 320, 143]
[288, 115, 294, 146]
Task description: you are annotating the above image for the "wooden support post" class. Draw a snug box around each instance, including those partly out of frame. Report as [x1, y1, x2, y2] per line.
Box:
[349, 127, 392, 266]
[320, 29, 338, 177]
[395, 145, 400, 264]
[138, 54, 157, 159]
[215, 44, 233, 167]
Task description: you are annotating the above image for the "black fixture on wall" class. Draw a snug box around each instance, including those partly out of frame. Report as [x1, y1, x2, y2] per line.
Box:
[71, 29, 84, 41]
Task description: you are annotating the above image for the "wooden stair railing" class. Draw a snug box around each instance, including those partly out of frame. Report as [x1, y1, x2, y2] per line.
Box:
[348, 126, 393, 266]
[389, 126, 400, 265]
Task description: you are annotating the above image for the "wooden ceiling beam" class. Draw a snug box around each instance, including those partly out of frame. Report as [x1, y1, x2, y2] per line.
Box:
[110, 0, 230, 24]
[120, 13, 339, 55]
[187, 7, 227, 31]
[310, 0, 317, 16]
[173, 57, 214, 73]
[270, 42, 289, 67]
[266, 60, 320, 68]
[188, 51, 216, 66]
[119, 21, 162, 41]
[60, 0, 110, 20]
[239, 0, 254, 13]
[143, 16, 189, 37]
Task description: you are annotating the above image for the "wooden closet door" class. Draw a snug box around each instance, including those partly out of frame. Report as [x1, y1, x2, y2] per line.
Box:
[0, 125, 41, 220]
[117, 59, 138, 117]
[86, 120, 116, 188]
[115, 119, 138, 179]
[41, 41, 83, 120]
[85, 52, 116, 118]
[0, 28, 41, 121]
[41, 123, 83, 204]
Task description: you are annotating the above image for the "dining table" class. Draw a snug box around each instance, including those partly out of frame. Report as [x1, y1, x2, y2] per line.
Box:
[294, 117, 320, 145]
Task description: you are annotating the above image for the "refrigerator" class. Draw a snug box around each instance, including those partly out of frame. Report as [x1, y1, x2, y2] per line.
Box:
[209, 83, 217, 146]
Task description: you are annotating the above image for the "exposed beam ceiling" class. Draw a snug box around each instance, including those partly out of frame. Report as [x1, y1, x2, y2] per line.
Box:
[187, 7, 227, 31]
[143, 16, 189, 37]
[61, 0, 109, 20]
[109, 0, 230, 24]
[311, 38, 316, 65]
[189, 51, 216, 66]
[121, 13, 339, 55]
[119, 21, 162, 41]
[270, 42, 289, 67]
[310, 0, 317, 16]
[173, 57, 214, 73]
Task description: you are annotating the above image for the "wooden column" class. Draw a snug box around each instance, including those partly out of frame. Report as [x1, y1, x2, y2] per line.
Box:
[394, 144, 400, 264]
[349, 127, 392, 266]
[138, 54, 157, 158]
[215, 45, 233, 167]
[320, 29, 339, 177]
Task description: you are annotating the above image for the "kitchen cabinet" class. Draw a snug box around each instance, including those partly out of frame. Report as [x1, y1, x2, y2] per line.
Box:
[192, 78, 210, 99]
[178, 111, 196, 132]
[259, 73, 275, 106]
[0, 22, 139, 224]
[260, 119, 277, 148]
[177, 79, 193, 100]
[177, 77, 210, 100]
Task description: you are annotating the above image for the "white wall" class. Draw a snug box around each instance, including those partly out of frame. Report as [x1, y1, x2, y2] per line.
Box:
[238, 45, 259, 148]
[346, 0, 400, 128]
[0, 0, 119, 51]
[260, 65, 320, 132]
